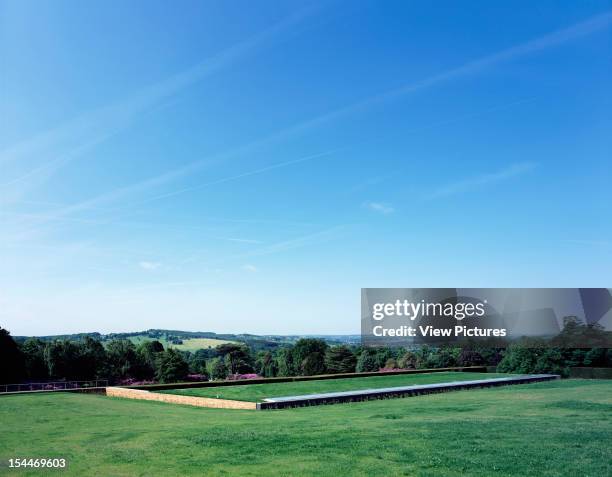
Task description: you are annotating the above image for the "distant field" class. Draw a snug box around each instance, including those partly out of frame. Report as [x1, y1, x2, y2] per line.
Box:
[124, 335, 237, 350]
[171, 337, 238, 351]
[1, 380, 610, 476]
[158, 372, 510, 402]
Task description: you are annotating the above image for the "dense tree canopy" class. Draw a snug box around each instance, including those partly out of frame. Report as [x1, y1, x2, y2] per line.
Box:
[255, 351, 277, 378]
[21, 338, 46, 380]
[217, 344, 254, 375]
[137, 340, 165, 377]
[0, 327, 24, 384]
[206, 357, 227, 380]
[291, 339, 328, 376]
[155, 349, 189, 383]
[1, 318, 610, 385]
[324, 346, 357, 374]
[356, 349, 378, 372]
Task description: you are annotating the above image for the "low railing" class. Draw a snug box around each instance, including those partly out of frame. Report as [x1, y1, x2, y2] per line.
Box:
[0, 380, 108, 394]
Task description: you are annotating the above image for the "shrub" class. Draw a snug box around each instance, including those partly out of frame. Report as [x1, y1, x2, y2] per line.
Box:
[226, 373, 260, 381]
[186, 374, 208, 382]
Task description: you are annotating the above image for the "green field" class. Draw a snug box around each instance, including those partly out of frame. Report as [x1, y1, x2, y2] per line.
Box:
[158, 372, 509, 402]
[1, 379, 610, 476]
[124, 335, 237, 350]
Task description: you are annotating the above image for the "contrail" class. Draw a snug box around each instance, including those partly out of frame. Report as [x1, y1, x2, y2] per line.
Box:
[127, 149, 341, 206]
[425, 162, 538, 200]
[10, 11, 612, 227]
[0, 5, 320, 184]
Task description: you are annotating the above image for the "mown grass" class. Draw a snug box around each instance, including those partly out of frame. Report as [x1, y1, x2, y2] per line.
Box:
[0, 380, 610, 476]
[157, 372, 510, 402]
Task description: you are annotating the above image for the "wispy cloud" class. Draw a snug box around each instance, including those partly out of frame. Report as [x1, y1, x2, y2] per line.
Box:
[0, 6, 319, 202]
[237, 11, 612, 143]
[425, 162, 537, 200]
[227, 238, 264, 244]
[7, 11, 610, 232]
[172, 227, 345, 268]
[17, 147, 337, 238]
[369, 12, 612, 107]
[363, 201, 395, 215]
[242, 264, 258, 273]
[233, 226, 345, 259]
[55, 12, 612, 213]
[138, 261, 161, 271]
[125, 149, 339, 207]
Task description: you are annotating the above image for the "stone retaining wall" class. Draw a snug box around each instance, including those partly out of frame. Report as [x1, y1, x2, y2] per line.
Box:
[106, 387, 256, 410]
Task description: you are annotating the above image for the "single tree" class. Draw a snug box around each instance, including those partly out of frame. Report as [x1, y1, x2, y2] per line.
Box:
[206, 357, 228, 380]
[136, 340, 165, 378]
[324, 346, 357, 374]
[291, 339, 328, 376]
[275, 347, 294, 377]
[255, 351, 277, 377]
[189, 349, 209, 375]
[356, 349, 379, 372]
[155, 348, 189, 383]
[216, 344, 253, 375]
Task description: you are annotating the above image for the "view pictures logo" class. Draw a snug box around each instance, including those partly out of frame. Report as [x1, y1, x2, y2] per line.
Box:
[372, 299, 487, 321]
[361, 288, 612, 347]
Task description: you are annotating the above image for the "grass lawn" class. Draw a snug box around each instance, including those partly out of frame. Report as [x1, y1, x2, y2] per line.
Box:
[1, 379, 610, 476]
[157, 371, 511, 402]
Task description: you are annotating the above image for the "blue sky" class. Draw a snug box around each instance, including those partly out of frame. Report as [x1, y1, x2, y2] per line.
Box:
[1, 1, 610, 336]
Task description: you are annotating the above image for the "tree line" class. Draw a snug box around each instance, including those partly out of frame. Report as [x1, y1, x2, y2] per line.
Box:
[1, 317, 610, 385]
[0, 330, 192, 384]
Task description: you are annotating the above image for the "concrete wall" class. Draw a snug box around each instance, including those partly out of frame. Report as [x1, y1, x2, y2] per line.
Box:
[106, 387, 256, 410]
[257, 374, 561, 409]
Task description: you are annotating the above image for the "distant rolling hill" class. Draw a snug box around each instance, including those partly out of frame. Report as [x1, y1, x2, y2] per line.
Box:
[14, 329, 360, 352]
